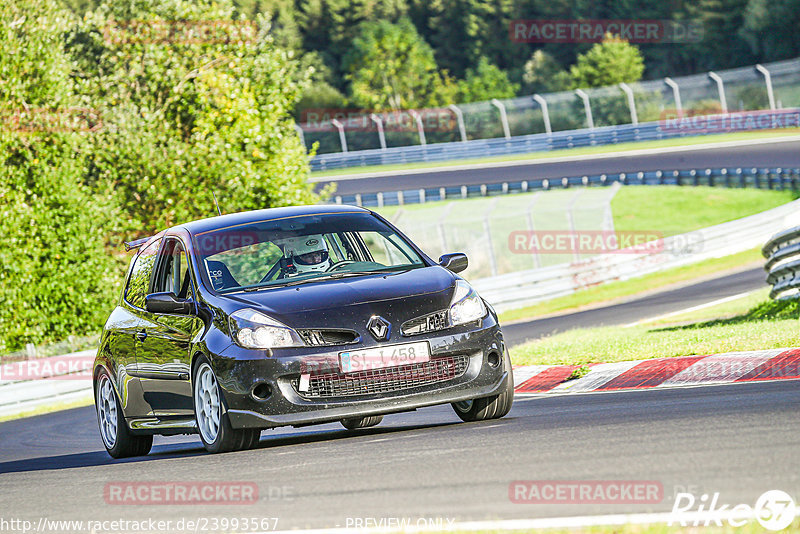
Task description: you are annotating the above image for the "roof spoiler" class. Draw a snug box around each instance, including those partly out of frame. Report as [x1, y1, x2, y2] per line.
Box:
[123, 237, 152, 252]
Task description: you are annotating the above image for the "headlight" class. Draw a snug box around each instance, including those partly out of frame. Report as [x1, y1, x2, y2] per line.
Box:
[448, 280, 487, 326]
[229, 309, 304, 349]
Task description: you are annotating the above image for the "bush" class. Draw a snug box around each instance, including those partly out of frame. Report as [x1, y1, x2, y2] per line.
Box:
[570, 34, 645, 89]
[0, 136, 123, 353]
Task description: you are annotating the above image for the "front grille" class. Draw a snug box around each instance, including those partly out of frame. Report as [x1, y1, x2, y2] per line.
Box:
[292, 354, 470, 399]
[297, 329, 359, 347]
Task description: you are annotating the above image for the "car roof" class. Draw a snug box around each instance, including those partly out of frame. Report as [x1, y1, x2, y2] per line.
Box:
[174, 204, 370, 236]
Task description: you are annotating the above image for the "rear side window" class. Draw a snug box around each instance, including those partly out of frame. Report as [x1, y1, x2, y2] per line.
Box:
[125, 239, 161, 309]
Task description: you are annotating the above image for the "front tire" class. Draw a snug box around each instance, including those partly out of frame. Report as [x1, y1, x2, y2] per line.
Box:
[95, 370, 152, 459]
[193, 356, 260, 453]
[341, 415, 383, 430]
[452, 352, 514, 422]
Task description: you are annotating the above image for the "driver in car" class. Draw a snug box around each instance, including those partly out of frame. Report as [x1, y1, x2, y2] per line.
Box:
[281, 235, 331, 276]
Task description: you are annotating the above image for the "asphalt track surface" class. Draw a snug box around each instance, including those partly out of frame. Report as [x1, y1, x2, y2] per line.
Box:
[502, 265, 767, 348]
[316, 138, 800, 195]
[1, 380, 799, 530]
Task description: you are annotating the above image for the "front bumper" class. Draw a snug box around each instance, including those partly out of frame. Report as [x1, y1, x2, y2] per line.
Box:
[212, 316, 507, 429]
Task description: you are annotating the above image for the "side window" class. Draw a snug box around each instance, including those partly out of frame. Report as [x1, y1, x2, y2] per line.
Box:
[155, 240, 194, 299]
[125, 239, 161, 309]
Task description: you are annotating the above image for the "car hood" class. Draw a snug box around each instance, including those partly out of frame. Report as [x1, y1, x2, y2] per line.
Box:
[221, 266, 457, 326]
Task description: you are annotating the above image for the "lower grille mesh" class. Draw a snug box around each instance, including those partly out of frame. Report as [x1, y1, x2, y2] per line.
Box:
[293, 355, 470, 398]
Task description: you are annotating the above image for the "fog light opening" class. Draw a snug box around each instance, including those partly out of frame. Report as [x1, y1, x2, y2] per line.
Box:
[252, 383, 272, 401]
[487, 351, 501, 368]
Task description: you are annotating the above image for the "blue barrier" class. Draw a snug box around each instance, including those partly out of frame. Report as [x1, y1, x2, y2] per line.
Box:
[331, 167, 800, 208]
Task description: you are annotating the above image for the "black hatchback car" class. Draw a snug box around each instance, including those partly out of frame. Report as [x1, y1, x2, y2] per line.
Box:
[94, 205, 513, 457]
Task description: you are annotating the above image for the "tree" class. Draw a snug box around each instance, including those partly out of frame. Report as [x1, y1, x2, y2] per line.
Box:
[425, 0, 489, 78]
[457, 57, 518, 103]
[521, 50, 572, 94]
[570, 34, 645, 88]
[343, 18, 448, 110]
[67, 0, 322, 232]
[741, 0, 800, 61]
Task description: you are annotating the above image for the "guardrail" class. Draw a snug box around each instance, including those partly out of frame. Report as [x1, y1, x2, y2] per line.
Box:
[763, 227, 800, 300]
[475, 199, 800, 312]
[332, 166, 800, 207]
[311, 108, 800, 172]
[0, 350, 95, 418]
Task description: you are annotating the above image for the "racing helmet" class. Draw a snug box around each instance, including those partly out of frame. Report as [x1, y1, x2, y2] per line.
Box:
[282, 235, 330, 275]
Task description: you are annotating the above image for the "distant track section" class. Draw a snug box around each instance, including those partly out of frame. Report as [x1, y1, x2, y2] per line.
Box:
[315, 137, 800, 196]
[501, 266, 766, 347]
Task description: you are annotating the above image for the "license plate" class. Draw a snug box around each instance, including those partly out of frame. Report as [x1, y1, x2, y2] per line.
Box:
[339, 342, 430, 373]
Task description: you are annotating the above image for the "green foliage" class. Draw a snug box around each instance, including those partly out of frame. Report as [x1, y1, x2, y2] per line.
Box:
[521, 51, 572, 95]
[736, 84, 770, 111]
[684, 0, 755, 70]
[735, 298, 800, 321]
[0, 1, 75, 108]
[0, 134, 123, 354]
[457, 57, 519, 103]
[294, 82, 349, 120]
[570, 34, 645, 89]
[0, 0, 120, 353]
[343, 18, 451, 110]
[69, 0, 321, 233]
[741, 0, 800, 62]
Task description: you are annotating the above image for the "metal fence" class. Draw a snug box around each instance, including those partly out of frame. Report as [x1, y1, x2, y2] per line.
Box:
[478, 198, 800, 312]
[301, 58, 800, 171]
[385, 184, 620, 280]
[764, 227, 800, 300]
[310, 108, 800, 171]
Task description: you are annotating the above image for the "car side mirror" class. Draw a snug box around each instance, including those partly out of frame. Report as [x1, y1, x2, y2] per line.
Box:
[438, 253, 468, 273]
[145, 292, 194, 315]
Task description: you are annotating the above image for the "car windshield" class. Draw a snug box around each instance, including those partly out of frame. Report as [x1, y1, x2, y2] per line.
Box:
[193, 212, 426, 293]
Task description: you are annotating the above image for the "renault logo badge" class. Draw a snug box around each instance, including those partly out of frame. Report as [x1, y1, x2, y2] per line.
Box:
[367, 316, 391, 341]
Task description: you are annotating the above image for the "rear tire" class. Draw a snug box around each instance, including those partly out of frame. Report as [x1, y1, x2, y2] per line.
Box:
[452, 351, 514, 422]
[341, 415, 383, 430]
[95, 370, 153, 459]
[193, 356, 259, 453]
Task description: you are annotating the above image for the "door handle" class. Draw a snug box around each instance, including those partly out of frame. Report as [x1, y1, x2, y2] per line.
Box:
[135, 330, 147, 342]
